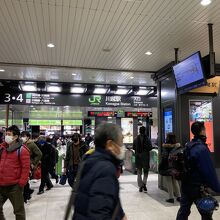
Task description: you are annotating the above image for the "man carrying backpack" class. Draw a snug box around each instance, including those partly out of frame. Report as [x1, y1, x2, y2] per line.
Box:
[0, 125, 30, 220]
[176, 121, 220, 220]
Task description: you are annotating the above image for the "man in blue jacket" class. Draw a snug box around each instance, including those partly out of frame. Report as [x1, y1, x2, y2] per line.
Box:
[73, 123, 127, 220]
[176, 121, 220, 220]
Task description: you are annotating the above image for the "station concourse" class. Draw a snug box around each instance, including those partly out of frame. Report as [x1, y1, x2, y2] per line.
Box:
[1, 0, 220, 220]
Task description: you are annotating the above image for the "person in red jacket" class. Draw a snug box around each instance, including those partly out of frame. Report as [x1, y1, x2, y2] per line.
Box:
[0, 125, 30, 220]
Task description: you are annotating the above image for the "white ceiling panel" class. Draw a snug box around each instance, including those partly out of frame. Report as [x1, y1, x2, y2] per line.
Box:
[0, 64, 155, 86]
[0, 0, 220, 76]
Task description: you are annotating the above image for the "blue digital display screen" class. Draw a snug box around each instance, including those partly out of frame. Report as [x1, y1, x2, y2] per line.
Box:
[164, 108, 173, 141]
[173, 52, 206, 93]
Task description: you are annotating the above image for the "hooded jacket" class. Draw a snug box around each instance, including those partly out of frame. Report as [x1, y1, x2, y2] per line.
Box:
[73, 147, 125, 220]
[0, 141, 30, 187]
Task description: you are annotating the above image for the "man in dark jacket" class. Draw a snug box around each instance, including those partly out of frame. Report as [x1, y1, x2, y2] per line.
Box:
[64, 133, 87, 187]
[73, 123, 127, 220]
[35, 135, 54, 195]
[0, 125, 30, 220]
[133, 126, 152, 192]
[176, 121, 220, 220]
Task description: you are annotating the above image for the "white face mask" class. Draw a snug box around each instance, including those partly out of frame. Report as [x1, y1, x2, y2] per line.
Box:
[115, 145, 126, 160]
[21, 137, 27, 143]
[5, 135, 14, 145]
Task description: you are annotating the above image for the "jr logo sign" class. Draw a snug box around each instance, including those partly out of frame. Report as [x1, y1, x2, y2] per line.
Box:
[89, 95, 102, 105]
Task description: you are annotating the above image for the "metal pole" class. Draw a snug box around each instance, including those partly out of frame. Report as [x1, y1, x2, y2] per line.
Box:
[208, 23, 214, 53]
[6, 104, 9, 128]
[174, 48, 179, 64]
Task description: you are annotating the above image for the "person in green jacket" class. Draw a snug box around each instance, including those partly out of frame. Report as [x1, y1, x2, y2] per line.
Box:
[21, 131, 42, 203]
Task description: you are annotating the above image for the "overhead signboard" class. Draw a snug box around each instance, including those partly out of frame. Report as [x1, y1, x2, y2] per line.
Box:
[0, 92, 157, 108]
[88, 111, 116, 117]
[63, 120, 83, 126]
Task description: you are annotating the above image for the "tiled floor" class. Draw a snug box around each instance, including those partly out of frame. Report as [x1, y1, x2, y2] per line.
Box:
[3, 172, 220, 220]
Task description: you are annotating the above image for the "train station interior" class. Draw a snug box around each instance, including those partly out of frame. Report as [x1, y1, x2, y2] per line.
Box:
[1, 0, 220, 220]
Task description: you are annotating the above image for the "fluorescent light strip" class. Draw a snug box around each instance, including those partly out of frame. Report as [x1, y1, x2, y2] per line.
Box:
[136, 90, 150, 96]
[93, 88, 107, 94]
[47, 85, 61, 92]
[22, 84, 37, 92]
[71, 87, 85, 93]
[115, 89, 129, 95]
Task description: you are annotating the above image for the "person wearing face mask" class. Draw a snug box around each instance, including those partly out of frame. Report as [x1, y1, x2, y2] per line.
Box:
[64, 133, 88, 187]
[0, 125, 30, 220]
[20, 131, 42, 203]
[71, 123, 127, 220]
[176, 121, 220, 220]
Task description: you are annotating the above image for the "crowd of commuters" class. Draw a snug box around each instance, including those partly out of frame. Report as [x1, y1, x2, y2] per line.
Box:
[0, 122, 220, 220]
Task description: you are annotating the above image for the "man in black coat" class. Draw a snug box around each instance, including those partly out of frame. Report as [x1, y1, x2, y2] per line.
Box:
[176, 121, 220, 220]
[133, 126, 152, 193]
[73, 123, 127, 220]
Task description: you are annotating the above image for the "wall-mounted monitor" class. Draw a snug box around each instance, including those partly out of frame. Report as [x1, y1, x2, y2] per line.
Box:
[173, 51, 207, 94]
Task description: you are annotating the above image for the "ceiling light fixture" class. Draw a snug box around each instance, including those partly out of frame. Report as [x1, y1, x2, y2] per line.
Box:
[200, 0, 212, 6]
[145, 51, 152, 55]
[136, 89, 150, 96]
[93, 88, 107, 94]
[47, 43, 55, 48]
[115, 88, 129, 95]
[130, 76, 134, 79]
[47, 85, 61, 92]
[70, 87, 86, 94]
[0, 69, 5, 72]
[72, 73, 77, 76]
[21, 84, 37, 92]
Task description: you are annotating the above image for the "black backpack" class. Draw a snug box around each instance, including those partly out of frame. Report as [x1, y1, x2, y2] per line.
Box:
[168, 142, 197, 181]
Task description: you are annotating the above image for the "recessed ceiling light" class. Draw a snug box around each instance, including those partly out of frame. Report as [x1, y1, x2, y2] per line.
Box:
[72, 73, 77, 76]
[47, 43, 55, 48]
[130, 76, 134, 79]
[145, 51, 152, 55]
[0, 69, 5, 72]
[200, 0, 211, 6]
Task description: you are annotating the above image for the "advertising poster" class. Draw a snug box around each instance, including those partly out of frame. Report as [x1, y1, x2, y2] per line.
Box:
[189, 100, 214, 152]
[163, 108, 173, 140]
[121, 118, 133, 144]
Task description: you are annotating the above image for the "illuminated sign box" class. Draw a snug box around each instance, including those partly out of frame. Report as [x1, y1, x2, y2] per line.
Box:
[63, 120, 83, 126]
[88, 111, 116, 117]
[29, 120, 61, 126]
[125, 112, 153, 117]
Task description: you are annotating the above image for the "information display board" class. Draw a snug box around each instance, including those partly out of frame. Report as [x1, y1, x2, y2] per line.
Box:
[189, 100, 214, 152]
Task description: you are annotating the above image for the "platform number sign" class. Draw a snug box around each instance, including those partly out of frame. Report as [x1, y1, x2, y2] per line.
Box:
[4, 93, 24, 103]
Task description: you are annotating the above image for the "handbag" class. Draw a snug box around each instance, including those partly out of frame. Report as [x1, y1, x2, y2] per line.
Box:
[196, 188, 219, 214]
[33, 163, 41, 179]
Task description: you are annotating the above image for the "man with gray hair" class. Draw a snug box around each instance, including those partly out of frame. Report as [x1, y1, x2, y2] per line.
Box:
[72, 123, 127, 220]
